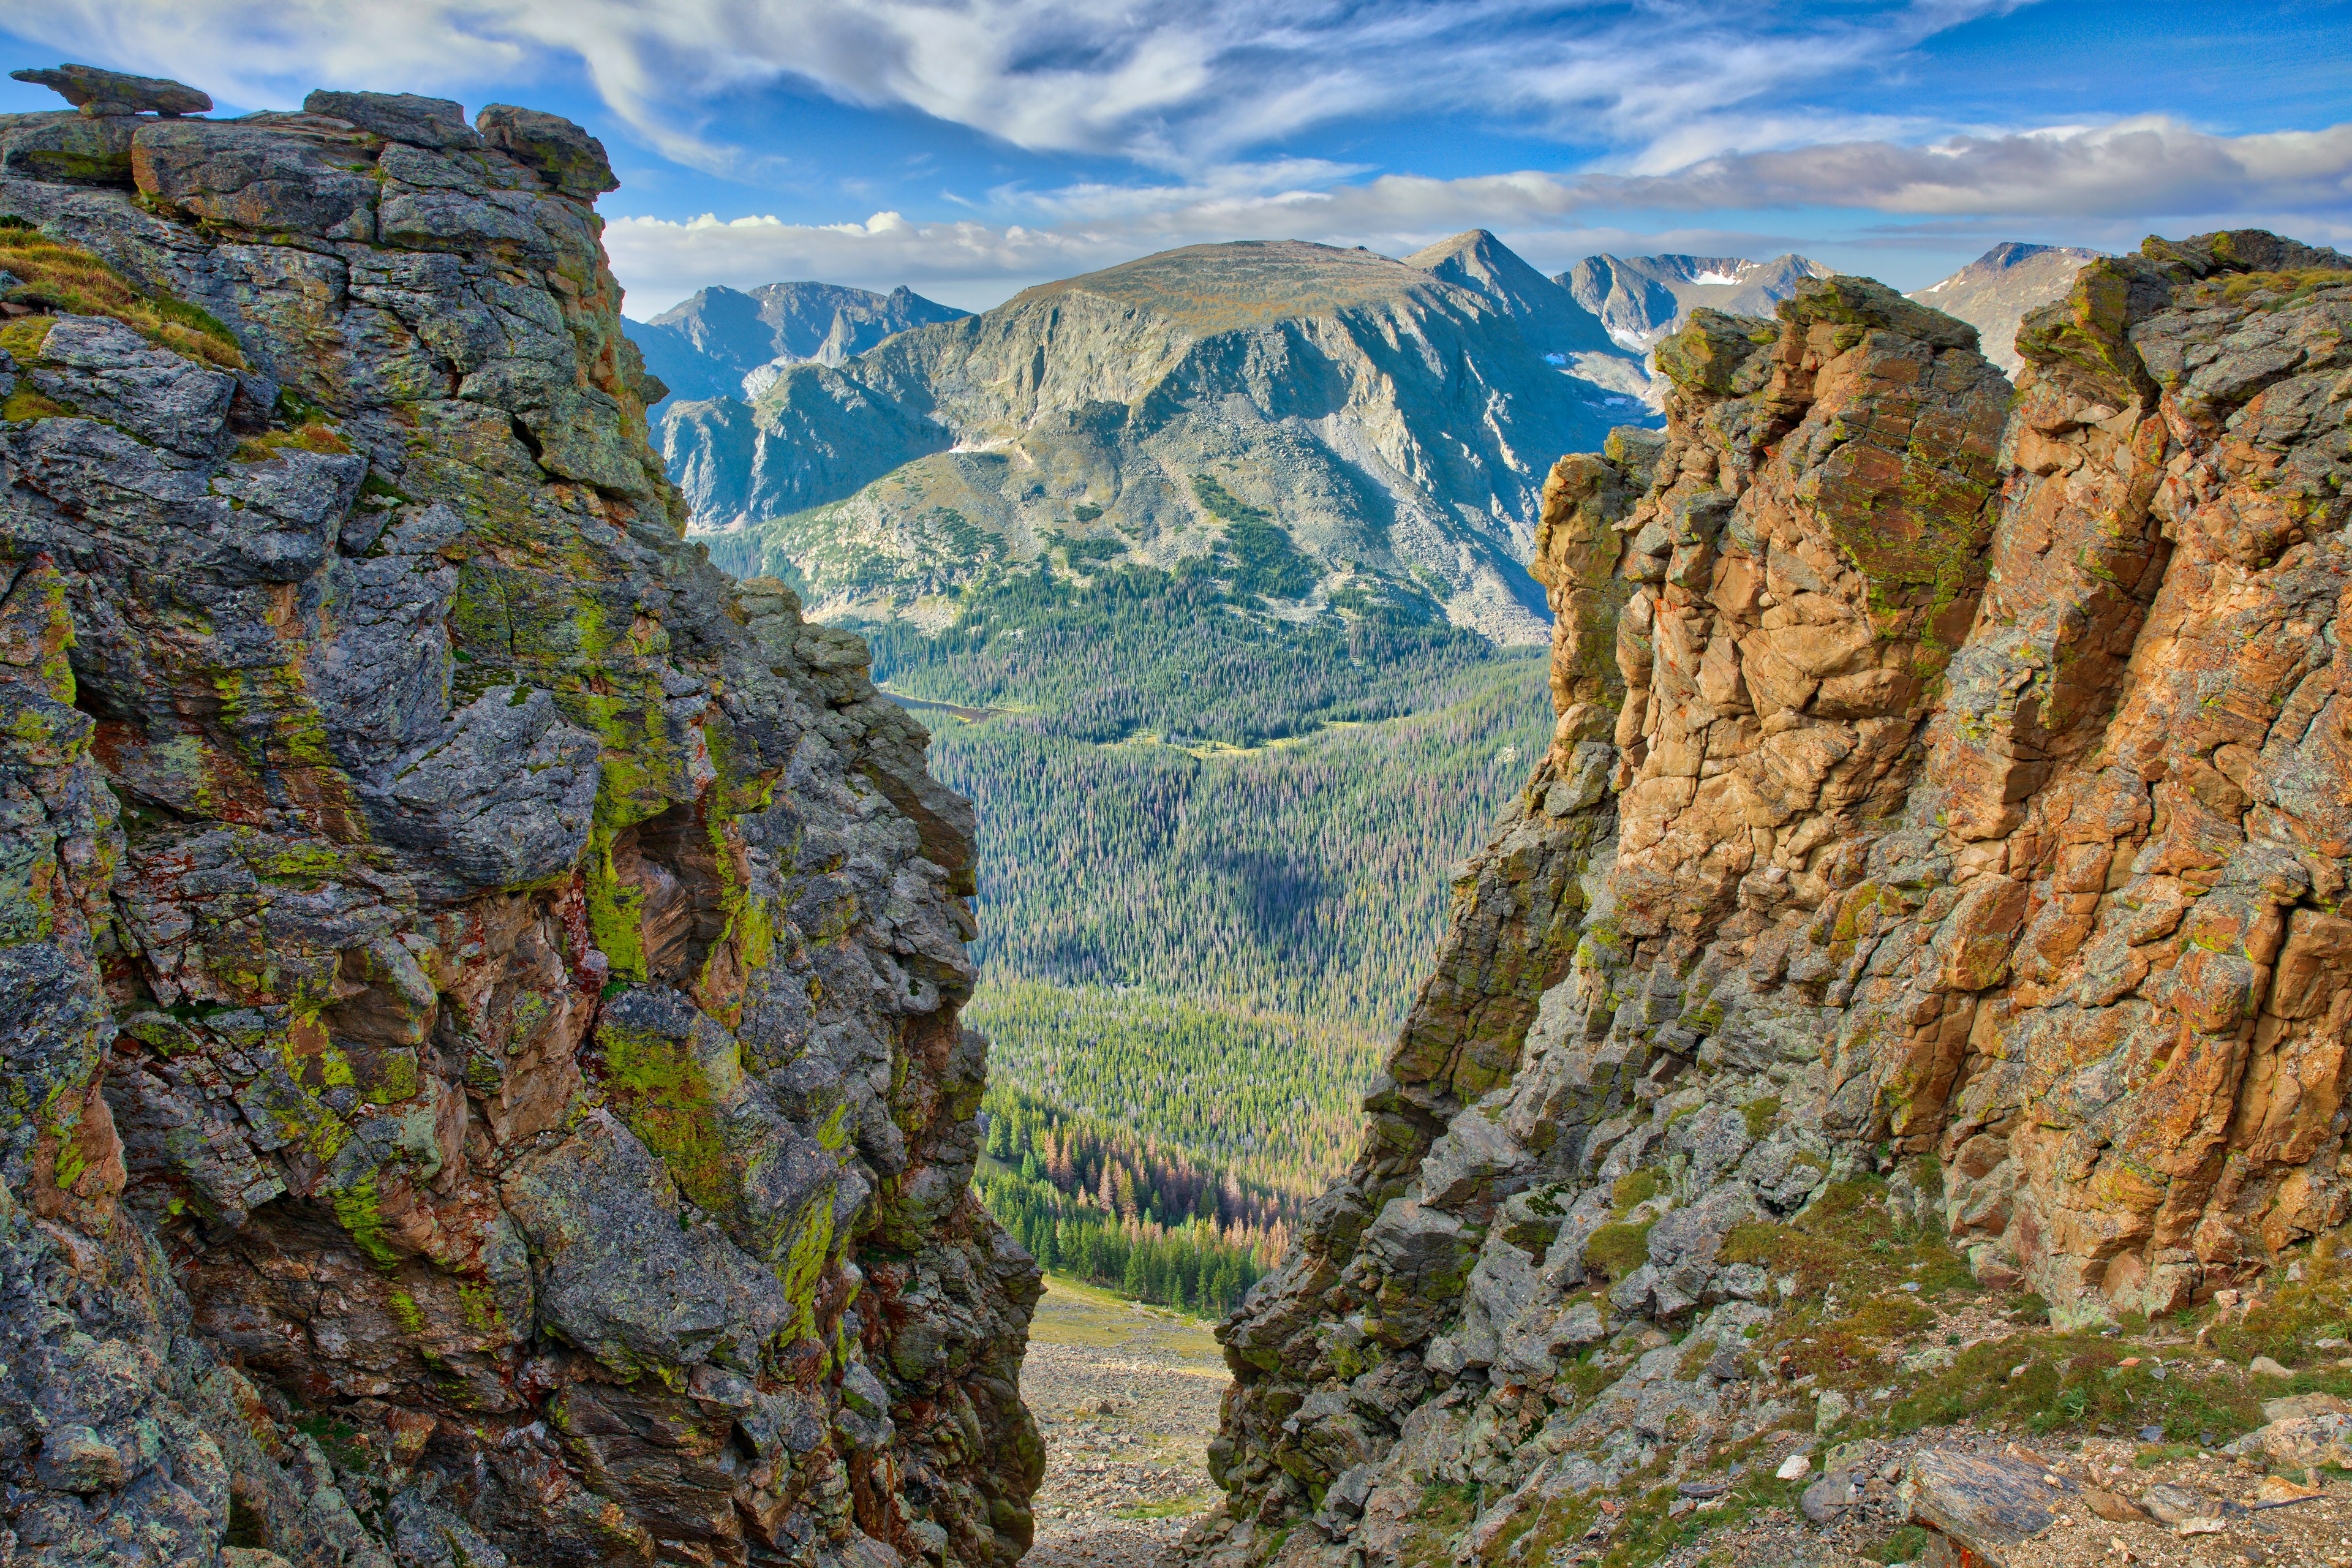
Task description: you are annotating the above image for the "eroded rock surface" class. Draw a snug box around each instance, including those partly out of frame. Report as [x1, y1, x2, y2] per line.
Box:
[1, 73, 1036, 1568]
[1199, 232, 2352, 1566]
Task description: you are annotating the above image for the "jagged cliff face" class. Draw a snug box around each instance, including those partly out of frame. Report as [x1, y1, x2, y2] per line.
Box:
[1204, 232, 2352, 1558]
[663, 238, 1654, 645]
[0, 77, 1036, 1568]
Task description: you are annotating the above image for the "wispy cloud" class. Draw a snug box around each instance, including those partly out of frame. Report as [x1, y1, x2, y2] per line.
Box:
[9, 0, 2019, 175]
[15, 0, 2347, 315]
[608, 115, 2352, 312]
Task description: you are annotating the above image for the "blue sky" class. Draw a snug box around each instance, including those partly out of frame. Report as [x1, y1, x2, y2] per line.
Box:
[5, 1, 2348, 315]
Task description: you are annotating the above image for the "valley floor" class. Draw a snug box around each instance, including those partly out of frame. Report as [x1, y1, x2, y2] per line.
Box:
[1020, 1277, 1228, 1568]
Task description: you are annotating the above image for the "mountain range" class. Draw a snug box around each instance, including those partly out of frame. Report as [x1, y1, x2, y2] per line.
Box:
[665, 233, 1671, 643]
[638, 235, 2087, 644]
[630, 279, 968, 407]
[651, 232, 1721, 643]
[1561, 250, 1833, 349]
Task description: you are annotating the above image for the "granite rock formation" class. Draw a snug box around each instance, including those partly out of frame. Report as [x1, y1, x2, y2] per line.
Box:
[662, 236, 1657, 646]
[1199, 232, 2352, 1564]
[1, 69, 1036, 1568]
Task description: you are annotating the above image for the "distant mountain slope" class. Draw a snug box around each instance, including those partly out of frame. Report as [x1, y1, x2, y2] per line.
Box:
[1908, 241, 2105, 374]
[672, 236, 1662, 643]
[625, 280, 967, 408]
[1403, 229, 1620, 359]
[1406, 228, 1659, 408]
[1561, 251, 1832, 349]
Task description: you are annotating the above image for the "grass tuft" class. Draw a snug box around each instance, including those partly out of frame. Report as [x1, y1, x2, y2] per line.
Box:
[234, 421, 353, 462]
[0, 225, 245, 369]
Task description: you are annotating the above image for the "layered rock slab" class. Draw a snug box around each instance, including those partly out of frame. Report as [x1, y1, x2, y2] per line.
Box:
[1200, 232, 2352, 1562]
[0, 75, 1036, 1568]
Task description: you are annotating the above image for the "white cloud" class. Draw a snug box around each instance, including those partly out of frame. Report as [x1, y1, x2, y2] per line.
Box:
[606, 210, 1139, 312]
[1594, 117, 2352, 217]
[609, 115, 2352, 314]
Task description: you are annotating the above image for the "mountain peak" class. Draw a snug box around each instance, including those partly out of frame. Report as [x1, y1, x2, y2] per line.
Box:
[1907, 241, 2106, 374]
[1014, 239, 1444, 335]
[626, 279, 968, 405]
[1404, 230, 1621, 358]
[1400, 228, 1504, 266]
[1977, 240, 2063, 269]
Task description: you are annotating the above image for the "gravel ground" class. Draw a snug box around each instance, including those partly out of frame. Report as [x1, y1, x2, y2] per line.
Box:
[1649, 1430, 2352, 1567]
[1019, 1279, 1227, 1568]
[1014, 1281, 2352, 1568]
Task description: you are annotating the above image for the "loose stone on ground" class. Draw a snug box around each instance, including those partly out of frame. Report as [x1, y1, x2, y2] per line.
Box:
[1020, 1278, 1227, 1568]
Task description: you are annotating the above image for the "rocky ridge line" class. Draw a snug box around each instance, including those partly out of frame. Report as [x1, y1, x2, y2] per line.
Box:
[1, 66, 1037, 1568]
[1196, 230, 2352, 1566]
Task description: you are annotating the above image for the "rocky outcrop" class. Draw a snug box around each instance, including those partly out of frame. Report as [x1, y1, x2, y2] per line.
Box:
[1, 69, 1036, 1568]
[667, 237, 1657, 646]
[1199, 231, 2352, 1563]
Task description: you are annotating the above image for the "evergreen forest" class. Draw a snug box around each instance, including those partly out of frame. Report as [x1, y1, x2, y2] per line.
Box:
[802, 561, 1555, 1314]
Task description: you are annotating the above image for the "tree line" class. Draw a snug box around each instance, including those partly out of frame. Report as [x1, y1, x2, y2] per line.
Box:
[976, 1084, 1287, 1317]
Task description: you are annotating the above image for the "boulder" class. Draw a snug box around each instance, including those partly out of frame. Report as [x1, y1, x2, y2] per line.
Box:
[303, 89, 480, 149]
[130, 119, 377, 238]
[2223, 1412, 2352, 1469]
[1800, 1471, 1862, 1524]
[10, 64, 209, 117]
[1902, 1450, 2063, 1566]
[475, 103, 617, 197]
[0, 111, 137, 183]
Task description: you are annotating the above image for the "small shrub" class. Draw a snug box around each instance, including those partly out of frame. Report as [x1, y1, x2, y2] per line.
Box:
[2135, 1444, 2199, 1468]
[1863, 1525, 1932, 1564]
[234, 422, 353, 462]
[1847, 1297, 1936, 1341]
[2, 387, 74, 422]
[0, 315, 55, 360]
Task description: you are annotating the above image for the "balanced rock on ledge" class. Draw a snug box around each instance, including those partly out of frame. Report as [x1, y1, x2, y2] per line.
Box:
[0, 74, 1036, 1568]
[10, 63, 211, 118]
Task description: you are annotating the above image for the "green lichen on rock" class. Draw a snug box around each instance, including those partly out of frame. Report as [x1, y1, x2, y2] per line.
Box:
[2013, 258, 2156, 401]
[590, 1014, 733, 1213]
[328, 1173, 401, 1270]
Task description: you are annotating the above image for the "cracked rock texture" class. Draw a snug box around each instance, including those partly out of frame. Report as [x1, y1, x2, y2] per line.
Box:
[1199, 232, 2352, 1563]
[0, 74, 1037, 1568]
